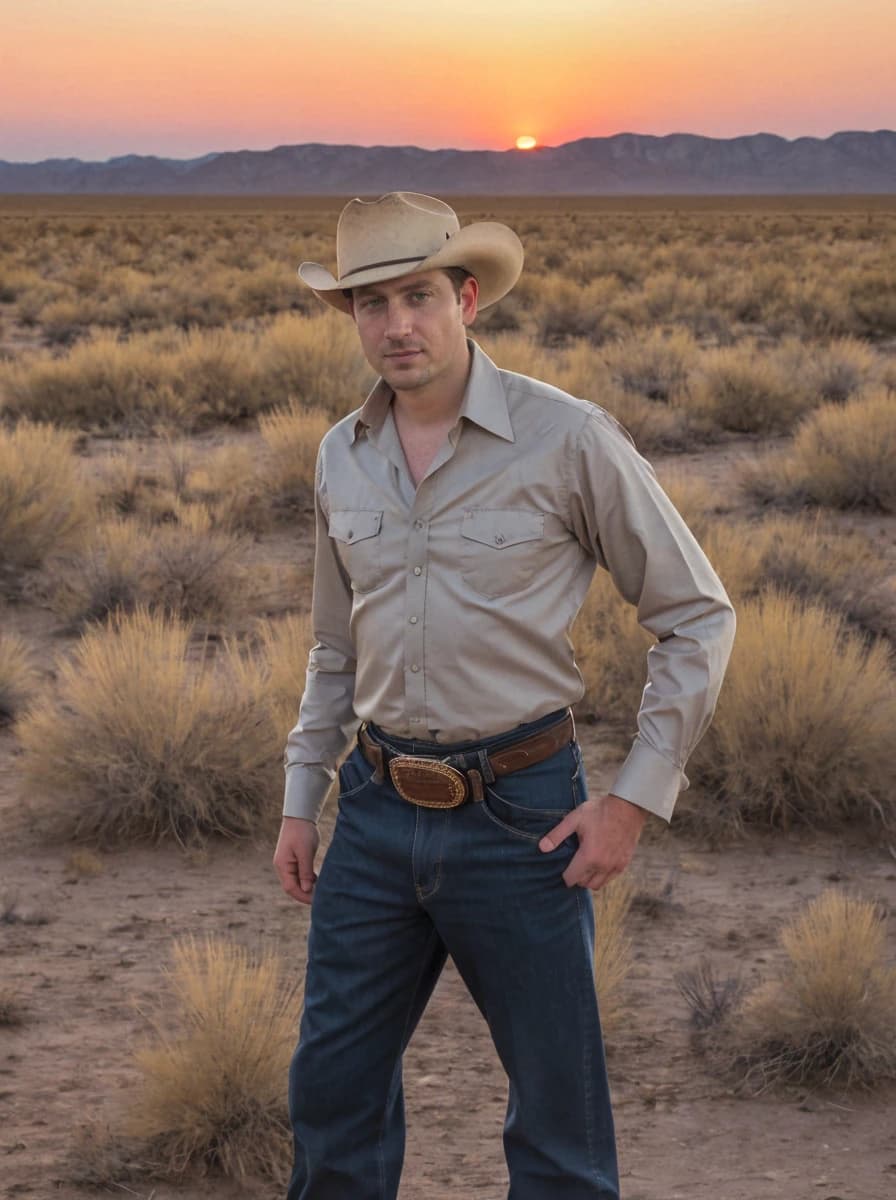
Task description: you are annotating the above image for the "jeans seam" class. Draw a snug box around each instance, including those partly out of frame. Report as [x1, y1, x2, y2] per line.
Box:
[575, 885, 599, 1183]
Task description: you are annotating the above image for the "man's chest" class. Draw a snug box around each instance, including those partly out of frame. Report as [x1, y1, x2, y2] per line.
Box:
[322, 428, 586, 599]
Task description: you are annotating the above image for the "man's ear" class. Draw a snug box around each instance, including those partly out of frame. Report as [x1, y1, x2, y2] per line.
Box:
[460, 276, 479, 326]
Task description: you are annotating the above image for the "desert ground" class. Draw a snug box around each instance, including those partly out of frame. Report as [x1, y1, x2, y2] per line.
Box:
[1, 195, 895, 1200]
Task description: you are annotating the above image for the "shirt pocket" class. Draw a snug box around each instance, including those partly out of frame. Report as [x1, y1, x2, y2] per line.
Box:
[329, 509, 385, 593]
[460, 508, 546, 599]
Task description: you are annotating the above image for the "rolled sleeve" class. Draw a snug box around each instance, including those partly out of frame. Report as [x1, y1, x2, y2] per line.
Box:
[567, 407, 736, 821]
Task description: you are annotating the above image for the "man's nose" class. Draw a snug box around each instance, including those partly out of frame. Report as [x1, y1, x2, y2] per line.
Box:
[384, 300, 412, 340]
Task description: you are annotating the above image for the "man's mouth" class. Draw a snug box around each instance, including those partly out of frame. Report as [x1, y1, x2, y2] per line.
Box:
[385, 350, 422, 359]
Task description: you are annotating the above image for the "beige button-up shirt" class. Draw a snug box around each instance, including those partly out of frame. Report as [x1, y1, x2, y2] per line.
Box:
[283, 338, 735, 824]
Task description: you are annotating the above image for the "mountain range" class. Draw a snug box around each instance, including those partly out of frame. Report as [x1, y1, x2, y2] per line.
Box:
[1, 131, 894, 194]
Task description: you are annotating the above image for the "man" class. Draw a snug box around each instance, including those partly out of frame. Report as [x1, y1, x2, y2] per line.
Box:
[273, 191, 736, 1199]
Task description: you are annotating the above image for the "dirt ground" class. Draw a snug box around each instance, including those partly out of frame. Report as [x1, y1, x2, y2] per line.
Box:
[3, 718, 896, 1200]
[3, 426, 896, 1200]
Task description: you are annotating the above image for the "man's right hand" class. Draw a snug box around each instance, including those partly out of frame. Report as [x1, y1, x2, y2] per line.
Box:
[273, 816, 320, 905]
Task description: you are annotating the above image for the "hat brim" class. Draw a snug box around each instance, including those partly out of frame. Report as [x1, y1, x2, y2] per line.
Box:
[297, 221, 524, 315]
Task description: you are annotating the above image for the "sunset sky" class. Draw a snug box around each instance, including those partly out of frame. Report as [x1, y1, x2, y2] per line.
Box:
[2, 0, 894, 162]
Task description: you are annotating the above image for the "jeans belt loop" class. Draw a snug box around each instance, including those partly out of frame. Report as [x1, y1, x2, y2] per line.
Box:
[476, 747, 495, 785]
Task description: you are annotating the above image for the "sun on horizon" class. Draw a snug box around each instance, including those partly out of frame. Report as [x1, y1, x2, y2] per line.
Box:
[515, 135, 537, 150]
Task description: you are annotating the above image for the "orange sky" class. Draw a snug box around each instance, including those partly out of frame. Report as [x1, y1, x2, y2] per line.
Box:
[2, 0, 894, 160]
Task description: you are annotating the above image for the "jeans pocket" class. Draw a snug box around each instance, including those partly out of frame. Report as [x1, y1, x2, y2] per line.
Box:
[480, 742, 583, 843]
[337, 745, 377, 802]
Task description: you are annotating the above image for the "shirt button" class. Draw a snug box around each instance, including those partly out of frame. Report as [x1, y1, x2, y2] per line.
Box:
[413, 566, 423, 576]
[409, 615, 418, 624]
[410, 663, 420, 672]
[495, 533, 505, 545]
[414, 519, 425, 530]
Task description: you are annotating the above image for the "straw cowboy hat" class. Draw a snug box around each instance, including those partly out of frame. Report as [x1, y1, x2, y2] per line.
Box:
[297, 191, 524, 315]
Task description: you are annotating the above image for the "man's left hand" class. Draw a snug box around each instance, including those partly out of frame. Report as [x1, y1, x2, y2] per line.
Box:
[539, 793, 647, 891]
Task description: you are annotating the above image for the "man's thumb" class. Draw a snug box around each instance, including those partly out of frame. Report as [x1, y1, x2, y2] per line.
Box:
[539, 813, 575, 853]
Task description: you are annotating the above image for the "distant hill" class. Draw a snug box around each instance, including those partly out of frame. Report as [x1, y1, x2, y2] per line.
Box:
[1, 131, 894, 194]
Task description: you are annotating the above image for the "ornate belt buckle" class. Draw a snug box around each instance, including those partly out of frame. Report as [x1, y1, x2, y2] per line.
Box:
[389, 756, 468, 808]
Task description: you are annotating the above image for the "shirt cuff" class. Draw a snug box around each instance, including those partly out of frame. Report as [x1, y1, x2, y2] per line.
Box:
[283, 764, 334, 823]
[609, 738, 688, 823]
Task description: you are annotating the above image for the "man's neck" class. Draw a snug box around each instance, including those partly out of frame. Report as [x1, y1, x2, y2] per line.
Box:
[391, 342, 473, 430]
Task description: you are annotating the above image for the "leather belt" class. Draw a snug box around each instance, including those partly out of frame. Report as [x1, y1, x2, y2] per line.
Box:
[357, 711, 575, 809]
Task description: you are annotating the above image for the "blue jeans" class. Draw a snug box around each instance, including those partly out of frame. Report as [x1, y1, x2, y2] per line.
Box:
[287, 710, 619, 1199]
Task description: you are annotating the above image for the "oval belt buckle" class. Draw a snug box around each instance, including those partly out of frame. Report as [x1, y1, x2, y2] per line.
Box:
[389, 756, 468, 808]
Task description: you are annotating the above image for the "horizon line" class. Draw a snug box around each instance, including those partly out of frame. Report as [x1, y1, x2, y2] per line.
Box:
[3, 128, 894, 167]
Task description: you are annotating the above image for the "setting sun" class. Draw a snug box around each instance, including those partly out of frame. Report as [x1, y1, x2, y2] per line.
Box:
[515, 135, 537, 150]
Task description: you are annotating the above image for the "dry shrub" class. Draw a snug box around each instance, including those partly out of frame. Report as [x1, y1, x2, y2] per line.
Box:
[123, 936, 298, 1184]
[690, 592, 896, 831]
[592, 874, 634, 1031]
[0, 422, 93, 578]
[51, 516, 249, 625]
[0, 330, 183, 427]
[804, 337, 878, 403]
[687, 343, 813, 433]
[253, 311, 371, 417]
[0, 632, 40, 726]
[258, 402, 331, 513]
[755, 389, 896, 512]
[602, 329, 697, 403]
[720, 891, 896, 1091]
[190, 442, 266, 530]
[18, 608, 282, 845]
[0, 984, 26, 1027]
[573, 571, 653, 723]
[533, 277, 619, 345]
[254, 612, 313, 737]
[702, 513, 891, 634]
[64, 848, 104, 878]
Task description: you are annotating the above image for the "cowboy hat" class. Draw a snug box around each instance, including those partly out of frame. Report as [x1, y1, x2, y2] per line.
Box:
[297, 191, 524, 315]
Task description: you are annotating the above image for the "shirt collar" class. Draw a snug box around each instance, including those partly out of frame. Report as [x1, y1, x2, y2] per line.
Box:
[351, 338, 515, 445]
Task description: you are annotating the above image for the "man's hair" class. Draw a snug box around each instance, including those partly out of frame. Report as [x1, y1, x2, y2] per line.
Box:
[343, 267, 473, 306]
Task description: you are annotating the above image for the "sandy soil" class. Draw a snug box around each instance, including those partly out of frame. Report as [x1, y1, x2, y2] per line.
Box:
[3, 429, 896, 1200]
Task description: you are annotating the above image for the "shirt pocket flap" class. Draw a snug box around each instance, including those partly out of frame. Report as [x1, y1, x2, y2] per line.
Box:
[329, 509, 383, 545]
[461, 509, 545, 549]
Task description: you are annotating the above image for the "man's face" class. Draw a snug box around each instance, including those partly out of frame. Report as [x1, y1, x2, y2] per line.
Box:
[350, 269, 478, 394]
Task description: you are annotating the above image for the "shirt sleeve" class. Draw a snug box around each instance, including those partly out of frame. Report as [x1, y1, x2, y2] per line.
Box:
[282, 447, 359, 822]
[566, 406, 736, 821]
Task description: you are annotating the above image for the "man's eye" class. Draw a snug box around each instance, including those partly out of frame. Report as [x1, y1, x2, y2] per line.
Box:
[411, 291, 430, 302]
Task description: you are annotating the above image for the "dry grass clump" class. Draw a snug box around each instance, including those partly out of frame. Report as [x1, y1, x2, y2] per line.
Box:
[592, 874, 635, 1032]
[706, 891, 896, 1091]
[71, 936, 298, 1187]
[64, 848, 105, 878]
[0, 422, 93, 579]
[0, 313, 370, 430]
[687, 343, 813, 433]
[252, 311, 371, 416]
[51, 516, 250, 626]
[0, 984, 27, 1027]
[702, 512, 891, 635]
[254, 612, 313, 736]
[574, 572, 653, 723]
[258, 402, 331, 513]
[0, 632, 40, 726]
[741, 389, 896, 513]
[690, 592, 896, 832]
[602, 329, 697, 403]
[803, 337, 878, 403]
[124, 936, 298, 1183]
[17, 608, 282, 845]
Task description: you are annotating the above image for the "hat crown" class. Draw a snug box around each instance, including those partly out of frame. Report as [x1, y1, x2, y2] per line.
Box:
[336, 192, 461, 281]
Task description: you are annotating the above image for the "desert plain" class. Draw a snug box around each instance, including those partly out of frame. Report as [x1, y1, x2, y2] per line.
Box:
[1, 194, 895, 1200]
